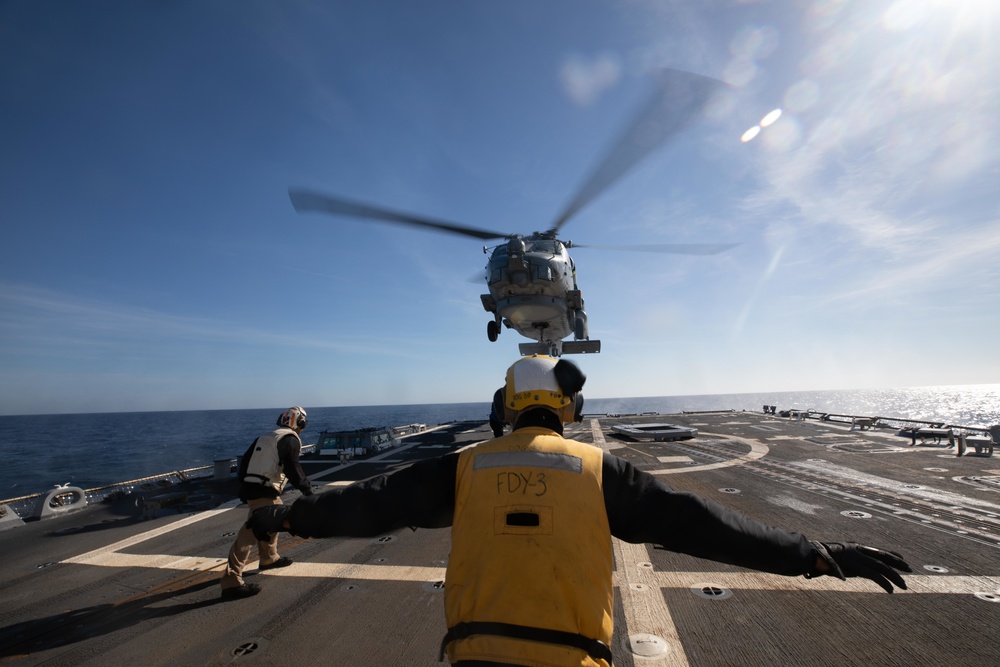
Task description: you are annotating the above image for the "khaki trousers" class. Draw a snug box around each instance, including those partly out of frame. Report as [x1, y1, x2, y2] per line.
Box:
[220, 496, 282, 590]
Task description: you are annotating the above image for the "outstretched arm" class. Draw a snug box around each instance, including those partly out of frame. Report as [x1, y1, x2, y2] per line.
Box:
[602, 454, 910, 592]
[252, 454, 459, 539]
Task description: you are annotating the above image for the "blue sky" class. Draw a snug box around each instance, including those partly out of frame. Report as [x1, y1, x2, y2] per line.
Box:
[2, 0, 998, 415]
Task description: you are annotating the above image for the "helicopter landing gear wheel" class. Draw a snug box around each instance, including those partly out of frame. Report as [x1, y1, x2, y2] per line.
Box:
[487, 320, 500, 342]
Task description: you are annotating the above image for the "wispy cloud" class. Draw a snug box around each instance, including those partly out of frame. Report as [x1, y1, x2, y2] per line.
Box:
[726, 1, 1000, 324]
[822, 223, 1000, 305]
[0, 283, 421, 359]
[559, 52, 623, 107]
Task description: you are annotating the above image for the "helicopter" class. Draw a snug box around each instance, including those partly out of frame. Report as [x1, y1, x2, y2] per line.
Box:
[289, 69, 736, 357]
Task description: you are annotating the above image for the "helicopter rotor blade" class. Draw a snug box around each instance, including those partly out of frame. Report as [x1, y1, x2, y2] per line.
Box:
[571, 242, 738, 255]
[548, 68, 726, 234]
[289, 188, 508, 241]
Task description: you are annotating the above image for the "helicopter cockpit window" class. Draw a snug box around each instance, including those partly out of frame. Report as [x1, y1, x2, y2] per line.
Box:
[533, 265, 553, 281]
[530, 239, 558, 255]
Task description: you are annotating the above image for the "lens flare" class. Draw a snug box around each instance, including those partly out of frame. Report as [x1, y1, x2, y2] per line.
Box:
[741, 126, 761, 142]
[760, 108, 782, 127]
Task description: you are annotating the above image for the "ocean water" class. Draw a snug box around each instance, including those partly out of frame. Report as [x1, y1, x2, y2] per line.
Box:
[1, 385, 997, 501]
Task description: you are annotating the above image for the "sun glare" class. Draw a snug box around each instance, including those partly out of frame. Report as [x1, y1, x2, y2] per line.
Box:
[883, 0, 999, 33]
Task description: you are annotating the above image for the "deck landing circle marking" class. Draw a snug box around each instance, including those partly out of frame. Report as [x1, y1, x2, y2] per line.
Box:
[974, 592, 1000, 603]
[720, 488, 741, 494]
[423, 580, 445, 592]
[841, 510, 872, 519]
[629, 633, 669, 657]
[924, 565, 949, 573]
[646, 433, 769, 475]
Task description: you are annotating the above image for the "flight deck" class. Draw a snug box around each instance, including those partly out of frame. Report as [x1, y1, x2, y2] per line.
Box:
[1, 411, 998, 666]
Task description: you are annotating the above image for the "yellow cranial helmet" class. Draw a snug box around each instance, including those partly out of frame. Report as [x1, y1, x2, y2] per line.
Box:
[504, 355, 586, 422]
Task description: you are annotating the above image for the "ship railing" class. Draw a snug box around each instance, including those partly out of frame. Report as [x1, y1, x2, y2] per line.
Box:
[778, 410, 994, 438]
[0, 465, 217, 521]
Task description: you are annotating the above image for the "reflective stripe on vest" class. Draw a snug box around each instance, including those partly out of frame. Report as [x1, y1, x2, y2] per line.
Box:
[443, 427, 613, 666]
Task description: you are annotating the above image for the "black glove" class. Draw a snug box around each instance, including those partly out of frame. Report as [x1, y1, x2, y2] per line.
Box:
[810, 541, 912, 593]
[248, 505, 292, 542]
[298, 484, 314, 497]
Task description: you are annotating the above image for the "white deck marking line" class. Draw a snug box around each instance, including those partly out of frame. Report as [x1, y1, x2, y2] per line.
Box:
[266, 562, 445, 581]
[69, 552, 229, 570]
[586, 423, 767, 476]
[61, 500, 241, 564]
[60, 541, 1000, 596]
[621, 572, 1000, 594]
[646, 433, 769, 475]
[614, 539, 689, 665]
[590, 418, 606, 446]
[590, 421, 686, 662]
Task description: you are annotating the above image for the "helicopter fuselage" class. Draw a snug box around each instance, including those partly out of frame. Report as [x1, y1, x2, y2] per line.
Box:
[479, 234, 590, 349]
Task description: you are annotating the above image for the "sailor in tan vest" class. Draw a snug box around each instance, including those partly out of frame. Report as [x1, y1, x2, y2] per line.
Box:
[220, 406, 312, 600]
[251, 357, 910, 665]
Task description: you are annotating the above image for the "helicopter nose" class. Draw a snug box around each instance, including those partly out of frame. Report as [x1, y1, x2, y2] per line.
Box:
[511, 270, 529, 287]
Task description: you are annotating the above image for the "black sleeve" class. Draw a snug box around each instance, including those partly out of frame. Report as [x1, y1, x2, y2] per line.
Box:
[602, 453, 817, 576]
[285, 453, 459, 538]
[277, 434, 311, 491]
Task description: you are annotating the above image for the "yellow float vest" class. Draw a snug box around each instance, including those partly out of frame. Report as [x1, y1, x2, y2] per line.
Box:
[443, 427, 613, 667]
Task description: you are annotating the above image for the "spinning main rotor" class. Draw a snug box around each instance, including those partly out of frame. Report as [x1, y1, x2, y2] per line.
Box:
[289, 69, 735, 256]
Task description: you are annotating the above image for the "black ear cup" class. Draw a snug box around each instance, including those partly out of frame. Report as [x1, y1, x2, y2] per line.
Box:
[554, 359, 586, 395]
[493, 388, 506, 416]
